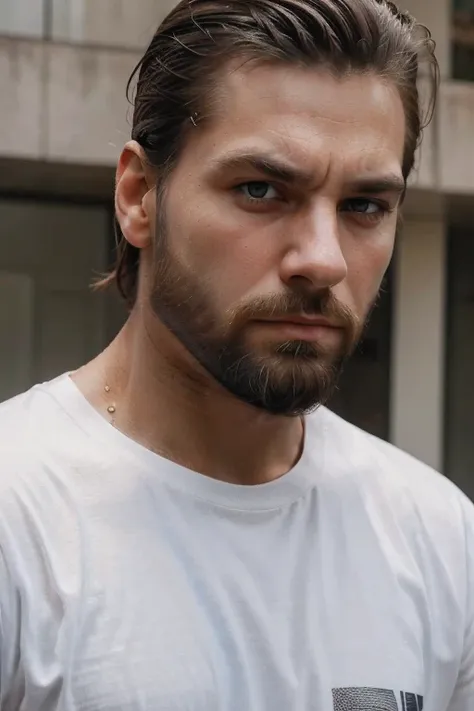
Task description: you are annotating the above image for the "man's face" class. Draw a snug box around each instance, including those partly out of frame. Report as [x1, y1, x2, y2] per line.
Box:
[146, 63, 405, 416]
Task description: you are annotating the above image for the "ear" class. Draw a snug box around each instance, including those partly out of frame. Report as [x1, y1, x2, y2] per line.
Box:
[115, 141, 156, 250]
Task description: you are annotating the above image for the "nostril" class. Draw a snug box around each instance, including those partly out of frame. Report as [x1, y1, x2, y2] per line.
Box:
[287, 274, 315, 289]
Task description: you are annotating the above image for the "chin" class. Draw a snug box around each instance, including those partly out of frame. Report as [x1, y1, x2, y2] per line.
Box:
[221, 356, 340, 417]
[243, 388, 328, 418]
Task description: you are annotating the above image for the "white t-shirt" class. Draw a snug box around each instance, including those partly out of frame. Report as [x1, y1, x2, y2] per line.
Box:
[0, 374, 473, 711]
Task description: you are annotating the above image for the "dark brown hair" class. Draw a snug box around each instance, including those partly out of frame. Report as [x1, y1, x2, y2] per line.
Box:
[102, 0, 438, 308]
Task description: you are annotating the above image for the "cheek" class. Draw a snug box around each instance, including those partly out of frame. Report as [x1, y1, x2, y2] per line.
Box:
[344, 234, 395, 314]
[169, 208, 279, 306]
[200, 237, 276, 308]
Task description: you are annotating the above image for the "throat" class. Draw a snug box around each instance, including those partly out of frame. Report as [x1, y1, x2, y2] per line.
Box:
[72, 319, 306, 486]
[124, 394, 306, 486]
[189, 414, 306, 486]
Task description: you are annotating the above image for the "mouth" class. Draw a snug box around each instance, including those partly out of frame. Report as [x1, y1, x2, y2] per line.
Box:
[265, 315, 338, 328]
[252, 317, 344, 344]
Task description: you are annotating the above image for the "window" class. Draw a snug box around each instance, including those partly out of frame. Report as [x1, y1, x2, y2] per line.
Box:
[453, 0, 474, 81]
[0, 196, 112, 402]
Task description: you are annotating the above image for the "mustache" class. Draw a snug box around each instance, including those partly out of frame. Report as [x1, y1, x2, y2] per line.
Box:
[229, 290, 361, 335]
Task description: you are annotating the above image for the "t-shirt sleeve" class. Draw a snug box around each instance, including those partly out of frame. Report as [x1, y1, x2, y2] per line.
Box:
[448, 495, 474, 711]
[0, 548, 20, 707]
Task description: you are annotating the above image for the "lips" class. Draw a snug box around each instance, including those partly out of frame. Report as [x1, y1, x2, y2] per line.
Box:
[252, 318, 343, 344]
[258, 316, 340, 329]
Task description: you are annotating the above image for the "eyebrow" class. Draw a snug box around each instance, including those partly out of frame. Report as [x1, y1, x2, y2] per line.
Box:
[209, 151, 315, 185]
[347, 175, 407, 198]
[210, 150, 406, 197]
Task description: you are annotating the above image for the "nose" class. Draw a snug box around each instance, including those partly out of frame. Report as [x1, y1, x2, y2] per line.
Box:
[279, 203, 348, 291]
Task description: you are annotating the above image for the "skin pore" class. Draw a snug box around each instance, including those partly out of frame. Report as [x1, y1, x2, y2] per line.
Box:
[73, 61, 406, 485]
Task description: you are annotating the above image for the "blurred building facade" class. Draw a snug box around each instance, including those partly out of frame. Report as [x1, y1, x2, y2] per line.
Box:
[0, 0, 473, 494]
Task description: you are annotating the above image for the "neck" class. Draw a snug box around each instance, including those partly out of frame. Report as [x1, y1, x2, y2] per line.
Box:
[73, 308, 305, 486]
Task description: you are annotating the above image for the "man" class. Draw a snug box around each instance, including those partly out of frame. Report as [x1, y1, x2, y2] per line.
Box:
[0, 1, 472, 709]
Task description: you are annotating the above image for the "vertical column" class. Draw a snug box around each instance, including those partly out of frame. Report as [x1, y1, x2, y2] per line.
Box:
[390, 218, 447, 472]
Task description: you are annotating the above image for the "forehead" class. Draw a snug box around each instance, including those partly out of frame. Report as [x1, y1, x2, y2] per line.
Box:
[188, 61, 406, 181]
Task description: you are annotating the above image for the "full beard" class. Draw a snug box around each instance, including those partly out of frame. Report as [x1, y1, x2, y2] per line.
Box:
[149, 219, 365, 417]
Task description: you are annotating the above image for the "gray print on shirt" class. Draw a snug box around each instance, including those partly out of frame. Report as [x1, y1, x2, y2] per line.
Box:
[332, 687, 423, 711]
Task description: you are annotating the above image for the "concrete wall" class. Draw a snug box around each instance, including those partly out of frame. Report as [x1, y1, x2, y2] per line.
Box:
[2, 40, 474, 194]
[0, 38, 136, 164]
[2, 0, 450, 67]
[2, 0, 474, 197]
[439, 83, 474, 192]
[0, 0, 177, 46]
[51, 0, 177, 48]
[401, 0, 451, 78]
[0, 0, 44, 38]
[0, 39, 46, 159]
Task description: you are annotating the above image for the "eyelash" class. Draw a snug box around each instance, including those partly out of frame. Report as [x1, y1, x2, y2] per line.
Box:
[234, 182, 393, 224]
[235, 182, 281, 203]
[341, 198, 393, 224]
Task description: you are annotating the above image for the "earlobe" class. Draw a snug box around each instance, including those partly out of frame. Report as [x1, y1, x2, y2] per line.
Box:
[115, 141, 154, 250]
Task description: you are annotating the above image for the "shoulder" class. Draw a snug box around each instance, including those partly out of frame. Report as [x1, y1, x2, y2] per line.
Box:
[0, 374, 100, 477]
[310, 406, 474, 552]
[0, 376, 70, 447]
[0, 379, 74, 484]
[312, 409, 474, 699]
[0, 376, 138, 549]
[314, 405, 469, 499]
[0, 380, 69, 512]
[308, 408, 474, 641]
[0, 383, 88, 690]
[0, 379, 98, 569]
[0, 385, 46, 484]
